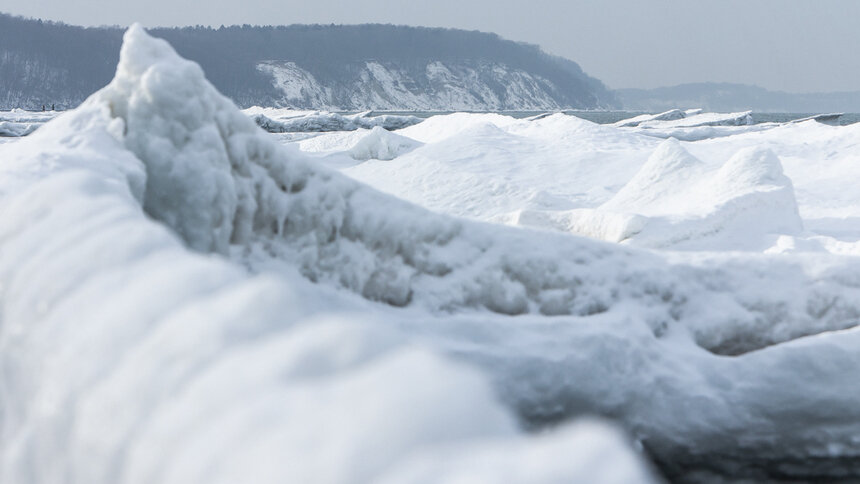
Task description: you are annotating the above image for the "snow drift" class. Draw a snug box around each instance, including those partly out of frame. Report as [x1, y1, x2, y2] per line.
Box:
[347, 126, 423, 161]
[4, 25, 860, 483]
[526, 139, 804, 250]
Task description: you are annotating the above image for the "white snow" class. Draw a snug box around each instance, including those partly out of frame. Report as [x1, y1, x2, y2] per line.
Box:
[544, 139, 806, 250]
[325, 113, 860, 254]
[3, 25, 860, 484]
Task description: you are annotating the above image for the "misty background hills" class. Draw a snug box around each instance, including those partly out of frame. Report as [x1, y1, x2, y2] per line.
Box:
[0, 13, 617, 111]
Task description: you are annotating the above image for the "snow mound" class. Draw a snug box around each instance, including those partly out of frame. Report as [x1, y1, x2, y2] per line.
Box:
[531, 140, 804, 250]
[348, 126, 422, 161]
[294, 126, 421, 164]
[396, 112, 521, 143]
[601, 138, 707, 214]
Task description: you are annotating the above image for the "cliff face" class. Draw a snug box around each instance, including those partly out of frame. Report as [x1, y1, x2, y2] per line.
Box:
[256, 59, 588, 111]
[0, 13, 617, 111]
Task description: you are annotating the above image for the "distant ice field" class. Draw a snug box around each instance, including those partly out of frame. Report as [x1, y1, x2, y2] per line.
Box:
[340, 111, 860, 126]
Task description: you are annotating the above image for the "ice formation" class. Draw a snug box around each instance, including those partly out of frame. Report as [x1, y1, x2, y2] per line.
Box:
[249, 108, 422, 133]
[614, 108, 702, 127]
[0, 25, 658, 484]
[0, 109, 58, 137]
[3, 25, 860, 484]
[539, 139, 806, 250]
[347, 126, 423, 161]
[613, 110, 761, 141]
[637, 110, 754, 129]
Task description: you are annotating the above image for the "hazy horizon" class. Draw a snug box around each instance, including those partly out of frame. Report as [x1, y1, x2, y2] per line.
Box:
[1, 1, 858, 94]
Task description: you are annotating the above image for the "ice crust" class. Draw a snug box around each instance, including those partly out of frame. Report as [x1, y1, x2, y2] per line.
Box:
[3, 25, 860, 483]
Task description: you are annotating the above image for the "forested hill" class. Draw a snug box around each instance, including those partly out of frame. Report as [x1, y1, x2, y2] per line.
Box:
[0, 13, 618, 111]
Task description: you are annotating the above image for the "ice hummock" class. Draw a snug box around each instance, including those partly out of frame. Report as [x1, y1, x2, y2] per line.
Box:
[347, 126, 423, 160]
[613, 109, 761, 141]
[3, 25, 860, 483]
[247, 107, 423, 133]
[541, 139, 806, 250]
[616, 109, 754, 129]
[614, 108, 702, 127]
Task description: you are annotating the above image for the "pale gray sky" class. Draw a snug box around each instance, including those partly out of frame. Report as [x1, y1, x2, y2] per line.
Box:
[2, 0, 858, 93]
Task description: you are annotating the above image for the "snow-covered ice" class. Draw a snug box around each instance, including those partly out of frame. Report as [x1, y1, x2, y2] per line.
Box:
[628, 110, 754, 129]
[332, 112, 860, 255]
[614, 108, 703, 127]
[612, 109, 764, 141]
[3, 25, 860, 484]
[529, 139, 806, 250]
[0, 109, 60, 137]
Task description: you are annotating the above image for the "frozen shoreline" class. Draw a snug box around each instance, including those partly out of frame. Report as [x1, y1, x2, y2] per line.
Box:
[3, 26, 860, 484]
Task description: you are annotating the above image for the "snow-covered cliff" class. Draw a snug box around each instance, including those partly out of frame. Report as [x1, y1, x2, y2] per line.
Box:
[257, 59, 587, 110]
[0, 14, 617, 111]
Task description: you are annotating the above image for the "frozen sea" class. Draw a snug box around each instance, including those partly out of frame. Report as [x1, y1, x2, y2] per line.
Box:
[3, 26, 860, 484]
[345, 110, 860, 125]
